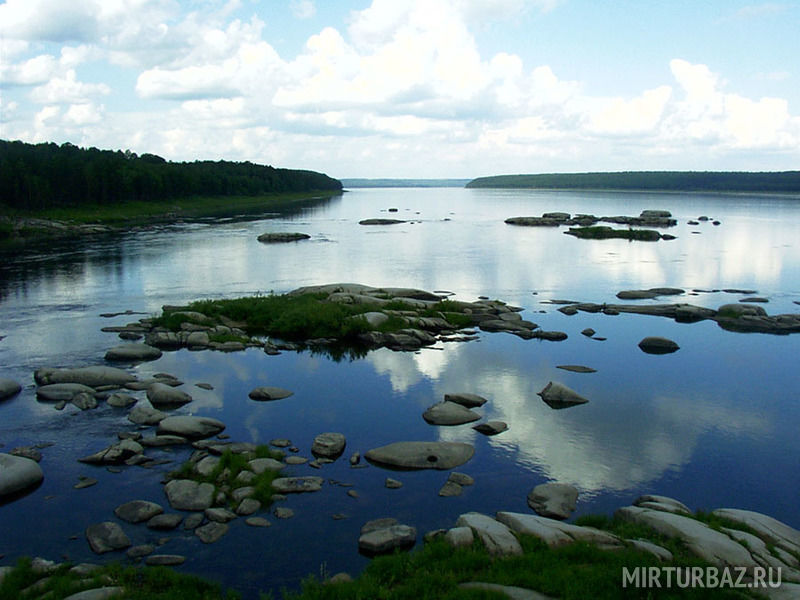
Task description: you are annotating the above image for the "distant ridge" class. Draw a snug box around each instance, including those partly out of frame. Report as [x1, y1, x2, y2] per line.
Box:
[466, 171, 800, 194]
[342, 178, 471, 188]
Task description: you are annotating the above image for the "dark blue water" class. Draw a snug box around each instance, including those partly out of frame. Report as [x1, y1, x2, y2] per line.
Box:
[1, 188, 799, 597]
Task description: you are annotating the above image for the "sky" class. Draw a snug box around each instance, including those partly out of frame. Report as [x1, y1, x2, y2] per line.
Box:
[1, 0, 799, 178]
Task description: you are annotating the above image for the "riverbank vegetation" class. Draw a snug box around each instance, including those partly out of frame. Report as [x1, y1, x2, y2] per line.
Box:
[0, 140, 342, 213]
[466, 171, 800, 193]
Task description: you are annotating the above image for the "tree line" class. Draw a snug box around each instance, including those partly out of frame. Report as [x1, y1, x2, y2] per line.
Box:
[0, 139, 342, 211]
[466, 171, 800, 193]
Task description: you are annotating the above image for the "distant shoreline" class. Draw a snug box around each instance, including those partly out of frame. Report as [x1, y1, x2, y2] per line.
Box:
[466, 171, 800, 194]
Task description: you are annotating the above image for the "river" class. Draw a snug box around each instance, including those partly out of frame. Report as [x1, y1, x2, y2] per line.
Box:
[1, 187, 799, 597]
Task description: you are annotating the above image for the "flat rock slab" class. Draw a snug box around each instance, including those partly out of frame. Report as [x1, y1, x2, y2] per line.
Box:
[79, 439, 143, 465]
[147, 382, 192, 408]
[365, 441, 475, 470]
[195, 521, 229, 544]
[712, 508, 800, 556]
[248, 458, 286, 474]
[537, 381, 588, 409]
[0, 453, 44, 498]
[272, 476, 325, 493]
[145, 554, 186, 566]
[638, 336, 680, 354]
[358, 524, 417, 556]
[147, 513, 183, 530]
[459, 582, 556, 600]
[104, 343, 162, 362]
[0, 379, 22, 400]
[34, 366, 136, 387]
[472, 421, 508, 436]
[456, 512, 523, 557]
[85, 522, 131, 554]
[164, 479, 215, 510]
[616, 506, 759, 569]
[527, 482, 579, 520]
[127, 405, 167, 425]
[157, 415, 225, 439]
[63, 586, 125, 600]
[443, 393, 488, 408]
[257, 232, 311, 243]
[36, 383, 96, 402]
[496, 512, 621, 548]
[114, 500, 164, 523]
[423, 401, 481, 426]
[311, 432, 346, 458]
[248, 386, 294, 401]
[556, 365, 597, 373]
[633, 494, 691, 515]
[358, 218, 406, 225]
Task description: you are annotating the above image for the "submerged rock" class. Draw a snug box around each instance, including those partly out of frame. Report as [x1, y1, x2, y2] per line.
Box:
[157, 416, 225, 439]
[311, 432, 346, 459]
[365, 441, 475, 470]
[472, 421, 508, 436]
[422, 401, 481, 426]
[34, 366, 136, 387]
[0, 379, 22, 400]
[36, 383, 96, 402]
[358, 218, 406, 225]
[104, 343, 162, 362]
[272, 476, 325, 493]
[146, 383, 192, 408]
[443, 392, 488, 408]
[248, 386, 293, 401]
[257, 232, 311, 243]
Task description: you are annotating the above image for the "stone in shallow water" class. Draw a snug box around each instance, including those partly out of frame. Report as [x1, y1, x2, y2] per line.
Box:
[556, 365, 597, 373]
[527, 483, 578, 520]
[0, 453, 44, 499]
[472, 421, 508, 436]
[195, 521, 229, 544]
[358, 523, 416, 556]
[443, 393, 487, 408]
[423, 401, 481, 426]
[0, 379, 22, 400]
[311, 432, 346, 458]
[638, 336, 679, 354]
[164, 480, 215, 511]
[364, 441, 474, 470]
[85, 522, 131, 554]
[146, 383, 192, 408]
[537, 382, 588, 409]
[272, 476, 325, 493]
[248, 386, 293, 401]
[114, 500, 164, 523]
[104, 343, 162, 362]
[157, 416, 225, 439]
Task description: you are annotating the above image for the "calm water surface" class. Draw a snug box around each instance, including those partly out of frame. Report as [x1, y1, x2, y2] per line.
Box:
[1, 188, 799, 596]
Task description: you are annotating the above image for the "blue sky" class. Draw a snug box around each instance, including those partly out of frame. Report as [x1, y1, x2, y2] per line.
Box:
[1, 0, 798, 178]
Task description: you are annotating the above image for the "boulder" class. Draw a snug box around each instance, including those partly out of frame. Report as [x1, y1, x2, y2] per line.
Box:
[271, 476, 325, 493]
[36, 383, 96, 402]
[257, 232, 311, 243]
[106, 393, 137, 408]
[157, 416, 225, 439]
[146, 382, 192, 408]
[711, 508, 800, 556]
[527, 483, 579, 520]
[358, 218, 406, 225]
[164, 480, 215, 510]
[472, 421, 508, 436]
[114, 500, 164, 523]
[443, 392, 488, 408]
[127, 404, 167, 425]
[195, 521, 229, 543]
[365, 441, 475, 470]
[104, 343, 162, 362]
[496, 511, 622, 548]
[311, 432, 346, 458]
[248, 458, 286, 474]
[0, 453, 44, 498]
[423, 401, 481, 426]
[34, 366, 136, 387]
[248, 386, 294, 401]
[79, 439, 143, 465]
[85, 522, 131, 554]
[147, 514, 183, 530]
[537, 382, 588, 409]
[638, 336, 679, 354]
[456, 512, 522, 556]
[358, 521, 416, 556]
[633, 494, 691, 515]
[0, 378, 21, 400]
[445, 527, 474, 549]
[615, 506, 759, 569]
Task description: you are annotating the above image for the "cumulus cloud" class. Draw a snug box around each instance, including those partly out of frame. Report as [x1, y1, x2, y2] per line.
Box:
[291, 0, 317, 20]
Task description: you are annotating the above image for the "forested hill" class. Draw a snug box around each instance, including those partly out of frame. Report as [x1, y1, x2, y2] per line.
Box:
[0, 140, 342, 211]
[466, 172, 800, 193]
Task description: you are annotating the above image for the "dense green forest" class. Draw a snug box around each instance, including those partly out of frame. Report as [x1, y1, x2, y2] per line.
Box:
[466, 171, 800, 193]
[0, 139, 342, 211]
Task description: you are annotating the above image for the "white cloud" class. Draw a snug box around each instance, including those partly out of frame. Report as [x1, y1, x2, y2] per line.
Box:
[589, 86, 673, 135]
[30, 70, 111, 104]
[291, 0, 317, 20]
[0, 54, 60, 86]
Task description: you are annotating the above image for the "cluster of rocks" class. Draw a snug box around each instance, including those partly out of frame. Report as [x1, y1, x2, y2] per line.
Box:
[506, 209, 677, 228]
[556, 293, 800, 335]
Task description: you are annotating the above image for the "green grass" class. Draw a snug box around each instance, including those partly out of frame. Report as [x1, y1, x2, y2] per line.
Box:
[0, 557, 240, 600]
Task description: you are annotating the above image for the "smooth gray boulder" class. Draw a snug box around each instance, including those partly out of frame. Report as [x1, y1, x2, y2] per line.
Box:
[205, 507, 238, 523]
[628, 538, 674, 562]
[527, 482, 579, 520]
[248, 386, 294, 401]
[114, 500, 164, 523]
[358, 522, 417, 555]
[0, 379, 21, 400]
[0, 453, 44, 498]
[36, 383, 96, 402]
[712, 508, 800, 556]
[638, 336, 679, 354]
[472, 421, 508, 435]
[164, 480, 215, 510]
[79, 439, 143, 465]
[445, 527, 474, 548]
[63, 586, 125, 600]
[365, 441, 475, 470]
[423, 401, 481, 426]
[147, 514, 183, 530]
[358, 218, 406, 225]
[272, 476, 325, 493]
[311, 432, 346, 458]
[444, 393, 488, 408]
[633, 494, 691, 515]
[496, 512, 622, 548]
[127, 404, 167, 425]
[248, 458, 285, 474]
[537, 382, 588, 409]
[456, 512, 522, 556]
[195, 521, 229, 543]
[157, 415, 225, 439]
[106, 393, 137, 408]
[146, 383, 192, 408]
[104, 343, 162, 362]
[616, 506, 759, 569]
[85, 521, 131, 554]
[34, 366, 136, 387]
